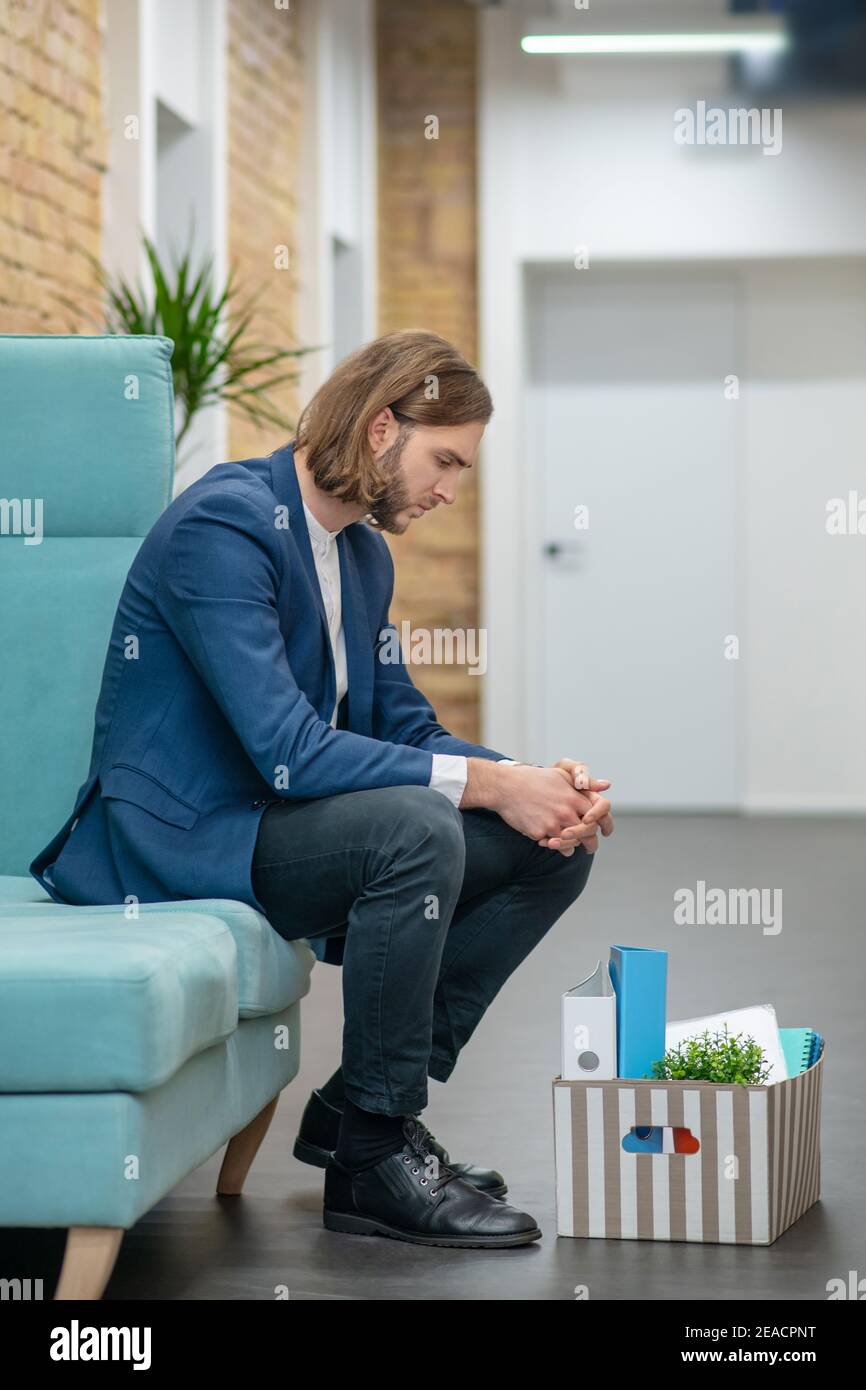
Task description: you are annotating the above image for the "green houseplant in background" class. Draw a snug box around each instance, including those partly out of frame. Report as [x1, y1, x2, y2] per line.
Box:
[57, 230, 317, 478]
[651, 1025, 772, 1085]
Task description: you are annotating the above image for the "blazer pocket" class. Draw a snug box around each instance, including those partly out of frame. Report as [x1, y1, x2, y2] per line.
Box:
[101, 763, 201, 829]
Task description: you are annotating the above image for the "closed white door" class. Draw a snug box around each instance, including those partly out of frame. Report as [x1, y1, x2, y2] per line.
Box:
[525, 266, 741, 809]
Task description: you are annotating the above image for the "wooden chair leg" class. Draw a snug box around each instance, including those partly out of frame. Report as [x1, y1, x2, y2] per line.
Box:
[217, 1094, 280, 1195]
[55, 1227, 124, 1300]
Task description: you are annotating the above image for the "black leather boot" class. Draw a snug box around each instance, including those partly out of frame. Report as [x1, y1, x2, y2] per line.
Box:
[322, 1117, 540, 1248]
[294, 1087, 509, 1198]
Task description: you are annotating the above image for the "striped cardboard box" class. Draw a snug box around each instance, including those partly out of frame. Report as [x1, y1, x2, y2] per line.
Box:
[552, 1051, 823, 1244]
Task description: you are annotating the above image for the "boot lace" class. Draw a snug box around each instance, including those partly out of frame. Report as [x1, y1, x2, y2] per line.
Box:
[401, 1114, 460, 1196]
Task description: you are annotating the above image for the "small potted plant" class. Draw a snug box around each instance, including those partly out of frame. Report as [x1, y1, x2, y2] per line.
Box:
[651, 1024, 772, 1085]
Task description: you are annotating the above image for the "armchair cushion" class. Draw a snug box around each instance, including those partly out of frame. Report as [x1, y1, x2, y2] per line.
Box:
[0, 910, 238, 1093]
[0, 890, 314, 1020]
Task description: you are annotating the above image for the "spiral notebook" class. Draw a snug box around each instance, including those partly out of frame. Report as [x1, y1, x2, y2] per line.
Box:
[779, 1027, 824, 1077]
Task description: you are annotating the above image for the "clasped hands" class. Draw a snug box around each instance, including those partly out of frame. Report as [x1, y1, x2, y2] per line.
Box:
[537, 758, 614, 857]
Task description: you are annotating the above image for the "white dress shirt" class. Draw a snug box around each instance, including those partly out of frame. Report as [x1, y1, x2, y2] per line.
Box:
[302, 502, 517, 807]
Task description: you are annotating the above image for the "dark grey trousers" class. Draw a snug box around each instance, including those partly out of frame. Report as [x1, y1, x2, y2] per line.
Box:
[252, 784, 593, 1115]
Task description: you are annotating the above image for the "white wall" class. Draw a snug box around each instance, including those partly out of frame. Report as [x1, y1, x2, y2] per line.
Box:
[479, 1, 866, 811]
[297, 0, 377, 398]
[103, 0, 227, 489]
[741, 261, 866, 810]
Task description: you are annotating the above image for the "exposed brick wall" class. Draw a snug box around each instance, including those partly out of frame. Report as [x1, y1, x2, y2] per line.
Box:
[376, 0, 483, 743]
[0, 0, 106, 333]
[226, 0, 306, 462]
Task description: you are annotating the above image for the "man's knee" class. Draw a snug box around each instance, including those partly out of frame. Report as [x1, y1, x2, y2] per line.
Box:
[533, 840, 594, 901]
[562, 843, 594, 897]
[375, 784, 465, 860]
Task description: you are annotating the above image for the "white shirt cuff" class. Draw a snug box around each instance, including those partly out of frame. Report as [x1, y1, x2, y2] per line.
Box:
[429, 754, 468, 807]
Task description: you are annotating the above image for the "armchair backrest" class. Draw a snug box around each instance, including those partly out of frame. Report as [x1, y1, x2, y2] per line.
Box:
[0, 334, 175, 874]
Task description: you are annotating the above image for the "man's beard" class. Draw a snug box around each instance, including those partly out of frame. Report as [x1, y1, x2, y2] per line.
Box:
[366, 429, 413, 534]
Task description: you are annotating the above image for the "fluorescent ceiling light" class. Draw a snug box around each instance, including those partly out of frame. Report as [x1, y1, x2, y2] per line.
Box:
[521, 33, 789, 57]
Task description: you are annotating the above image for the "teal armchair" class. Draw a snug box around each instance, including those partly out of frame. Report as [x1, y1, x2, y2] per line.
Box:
[0, 334, 315, 1299]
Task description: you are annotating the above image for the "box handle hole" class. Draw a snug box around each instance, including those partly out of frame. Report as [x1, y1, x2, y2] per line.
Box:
[621, 1126, 700, 1154]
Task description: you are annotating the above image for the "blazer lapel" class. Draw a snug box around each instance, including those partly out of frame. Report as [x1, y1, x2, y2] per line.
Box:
[269, 440, 373, 735]
[269, 441, 335, 718]
[338, 531, 374, 736]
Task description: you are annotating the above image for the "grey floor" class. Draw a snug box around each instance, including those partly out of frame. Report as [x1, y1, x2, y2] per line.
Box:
[5, 814, 862, 1300]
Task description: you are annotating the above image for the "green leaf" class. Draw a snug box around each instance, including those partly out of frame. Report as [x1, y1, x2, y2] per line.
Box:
[78, 227, 319, 448]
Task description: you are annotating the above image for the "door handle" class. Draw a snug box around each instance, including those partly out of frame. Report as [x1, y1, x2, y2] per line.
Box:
[542, 539, 583, 559]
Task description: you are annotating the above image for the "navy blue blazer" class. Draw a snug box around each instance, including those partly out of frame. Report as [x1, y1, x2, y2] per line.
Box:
[30, 441, 511, 965]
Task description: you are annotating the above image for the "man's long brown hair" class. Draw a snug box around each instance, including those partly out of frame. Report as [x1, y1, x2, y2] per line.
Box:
[292, 329, 493, 510]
